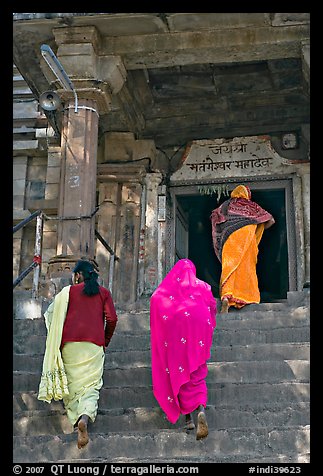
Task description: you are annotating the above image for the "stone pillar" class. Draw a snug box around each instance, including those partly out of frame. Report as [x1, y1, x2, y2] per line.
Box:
[45, 146, 61, 203]
[115, 183, 141, 303]
[301, 171, 310, 287]
[143, 172, 163, 295]
[47, 98, 99, 279]
[96, 133, 158, 304]
[137, 182, 147, 298]
[96, 182, 119, 290]
[43, 26, 127, 286]
[97, 180, 143, 303]
[157, 185, 167, 286]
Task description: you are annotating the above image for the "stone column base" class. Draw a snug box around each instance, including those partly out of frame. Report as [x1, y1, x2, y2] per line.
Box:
[44, 254, 99, 297]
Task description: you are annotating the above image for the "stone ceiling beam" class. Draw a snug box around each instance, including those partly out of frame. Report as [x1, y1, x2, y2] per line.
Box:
[99, 25, 310, 69]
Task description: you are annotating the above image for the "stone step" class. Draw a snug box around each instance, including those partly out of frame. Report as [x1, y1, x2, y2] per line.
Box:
[13, 322, 310, 355]
[13, 401, 310, 436]
[13, 342, 310, 372]
[12, 295, 310, 464]
[47, 453, 310, 464]
[13, 425, 310, 463]
[13, 359, 310, 392]
[213, 327, 309, 346]
[112, 308, 310, 332]
[14, 454, 309, 464]
[12, 305, 310, 336]
[213, 342, 310, 362]
[221, 300, 308, 312]
[215, 311, 310, 328]
[13, 382, 310, 413]
[12, 297, 292, 320]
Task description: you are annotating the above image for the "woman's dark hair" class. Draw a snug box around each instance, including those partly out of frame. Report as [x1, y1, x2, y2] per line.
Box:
[73, 260, 100, 296]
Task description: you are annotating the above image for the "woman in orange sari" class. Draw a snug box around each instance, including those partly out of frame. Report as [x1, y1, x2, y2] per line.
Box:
[210, 185, 275, 313]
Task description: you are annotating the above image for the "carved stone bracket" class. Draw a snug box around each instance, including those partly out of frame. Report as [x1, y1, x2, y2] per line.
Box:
[47, 26, 127, 114]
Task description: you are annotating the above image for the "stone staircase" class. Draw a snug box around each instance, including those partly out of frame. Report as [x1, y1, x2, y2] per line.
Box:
[13, 292, 310, 463]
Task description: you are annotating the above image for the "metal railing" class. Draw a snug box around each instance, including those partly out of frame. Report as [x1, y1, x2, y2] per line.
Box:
[13, 210, 119, 298]
[95, 230, 119, 292]
[13, 210, 44, 299]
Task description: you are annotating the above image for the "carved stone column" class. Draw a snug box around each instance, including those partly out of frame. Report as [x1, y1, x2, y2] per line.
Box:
[44, 26, 127, 286]
[46, 98, 99, 288]
[96, 133, 158, 305]
[48, 98, 99, 272]
[301, 42, 310, 282]
[143, 172, 163, 295]
[301, 171, 310, 287]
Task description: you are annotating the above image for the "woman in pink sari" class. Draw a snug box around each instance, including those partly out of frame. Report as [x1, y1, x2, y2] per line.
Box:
[150, 259, 217, 440]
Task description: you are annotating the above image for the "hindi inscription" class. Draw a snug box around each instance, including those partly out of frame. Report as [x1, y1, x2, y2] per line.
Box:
[171, 136, 287, 182]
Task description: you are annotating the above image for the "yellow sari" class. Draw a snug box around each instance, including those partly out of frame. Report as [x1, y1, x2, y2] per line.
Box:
[62, 342, 104, 425]
[38, 285, 105, 426]
[220, 223, 264, 308]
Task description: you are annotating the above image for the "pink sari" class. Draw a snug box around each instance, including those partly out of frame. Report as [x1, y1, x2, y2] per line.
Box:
[150, 259, 217, 424]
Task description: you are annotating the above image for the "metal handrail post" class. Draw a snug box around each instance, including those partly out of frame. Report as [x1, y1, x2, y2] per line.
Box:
[108, 253, 115, 293]
[95, 229, 119, 297]
[31, 213, 44, 299]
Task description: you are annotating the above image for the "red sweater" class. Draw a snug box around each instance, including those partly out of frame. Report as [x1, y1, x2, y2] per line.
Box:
[61, 283, 118, 349]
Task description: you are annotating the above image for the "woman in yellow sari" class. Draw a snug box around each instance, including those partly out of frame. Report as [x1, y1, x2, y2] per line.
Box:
[38, 259, 118, 448]
[210, 185, 275, 313]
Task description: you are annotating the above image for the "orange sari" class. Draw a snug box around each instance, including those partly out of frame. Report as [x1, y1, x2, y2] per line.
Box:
[220, 223, 265, 308]
[211, 184, 274, 311]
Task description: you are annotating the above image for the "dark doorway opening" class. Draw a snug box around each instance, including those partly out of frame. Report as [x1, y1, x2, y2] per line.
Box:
[176, 188, 288, 302]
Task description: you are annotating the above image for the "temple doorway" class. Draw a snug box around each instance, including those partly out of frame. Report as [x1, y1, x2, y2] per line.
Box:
[173, 185, 292, 302]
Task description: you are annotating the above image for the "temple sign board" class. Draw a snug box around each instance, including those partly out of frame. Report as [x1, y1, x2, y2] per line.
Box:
[170, 135, 297, 183]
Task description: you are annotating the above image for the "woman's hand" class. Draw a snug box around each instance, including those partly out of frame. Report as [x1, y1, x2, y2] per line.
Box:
[264, 217, 275, 229]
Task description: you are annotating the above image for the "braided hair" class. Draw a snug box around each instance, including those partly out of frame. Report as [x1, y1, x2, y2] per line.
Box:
[73, 259, 100, 296]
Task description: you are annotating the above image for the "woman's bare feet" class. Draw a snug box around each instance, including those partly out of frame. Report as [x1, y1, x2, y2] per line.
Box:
[196, 406, 208, 440]
[220, 297, 229, 314]
[184, 413, 195, 430]
[77, 415, 89, 449]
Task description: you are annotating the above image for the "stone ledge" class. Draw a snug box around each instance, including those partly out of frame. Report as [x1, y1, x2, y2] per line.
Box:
[287, 290, 310, 307]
